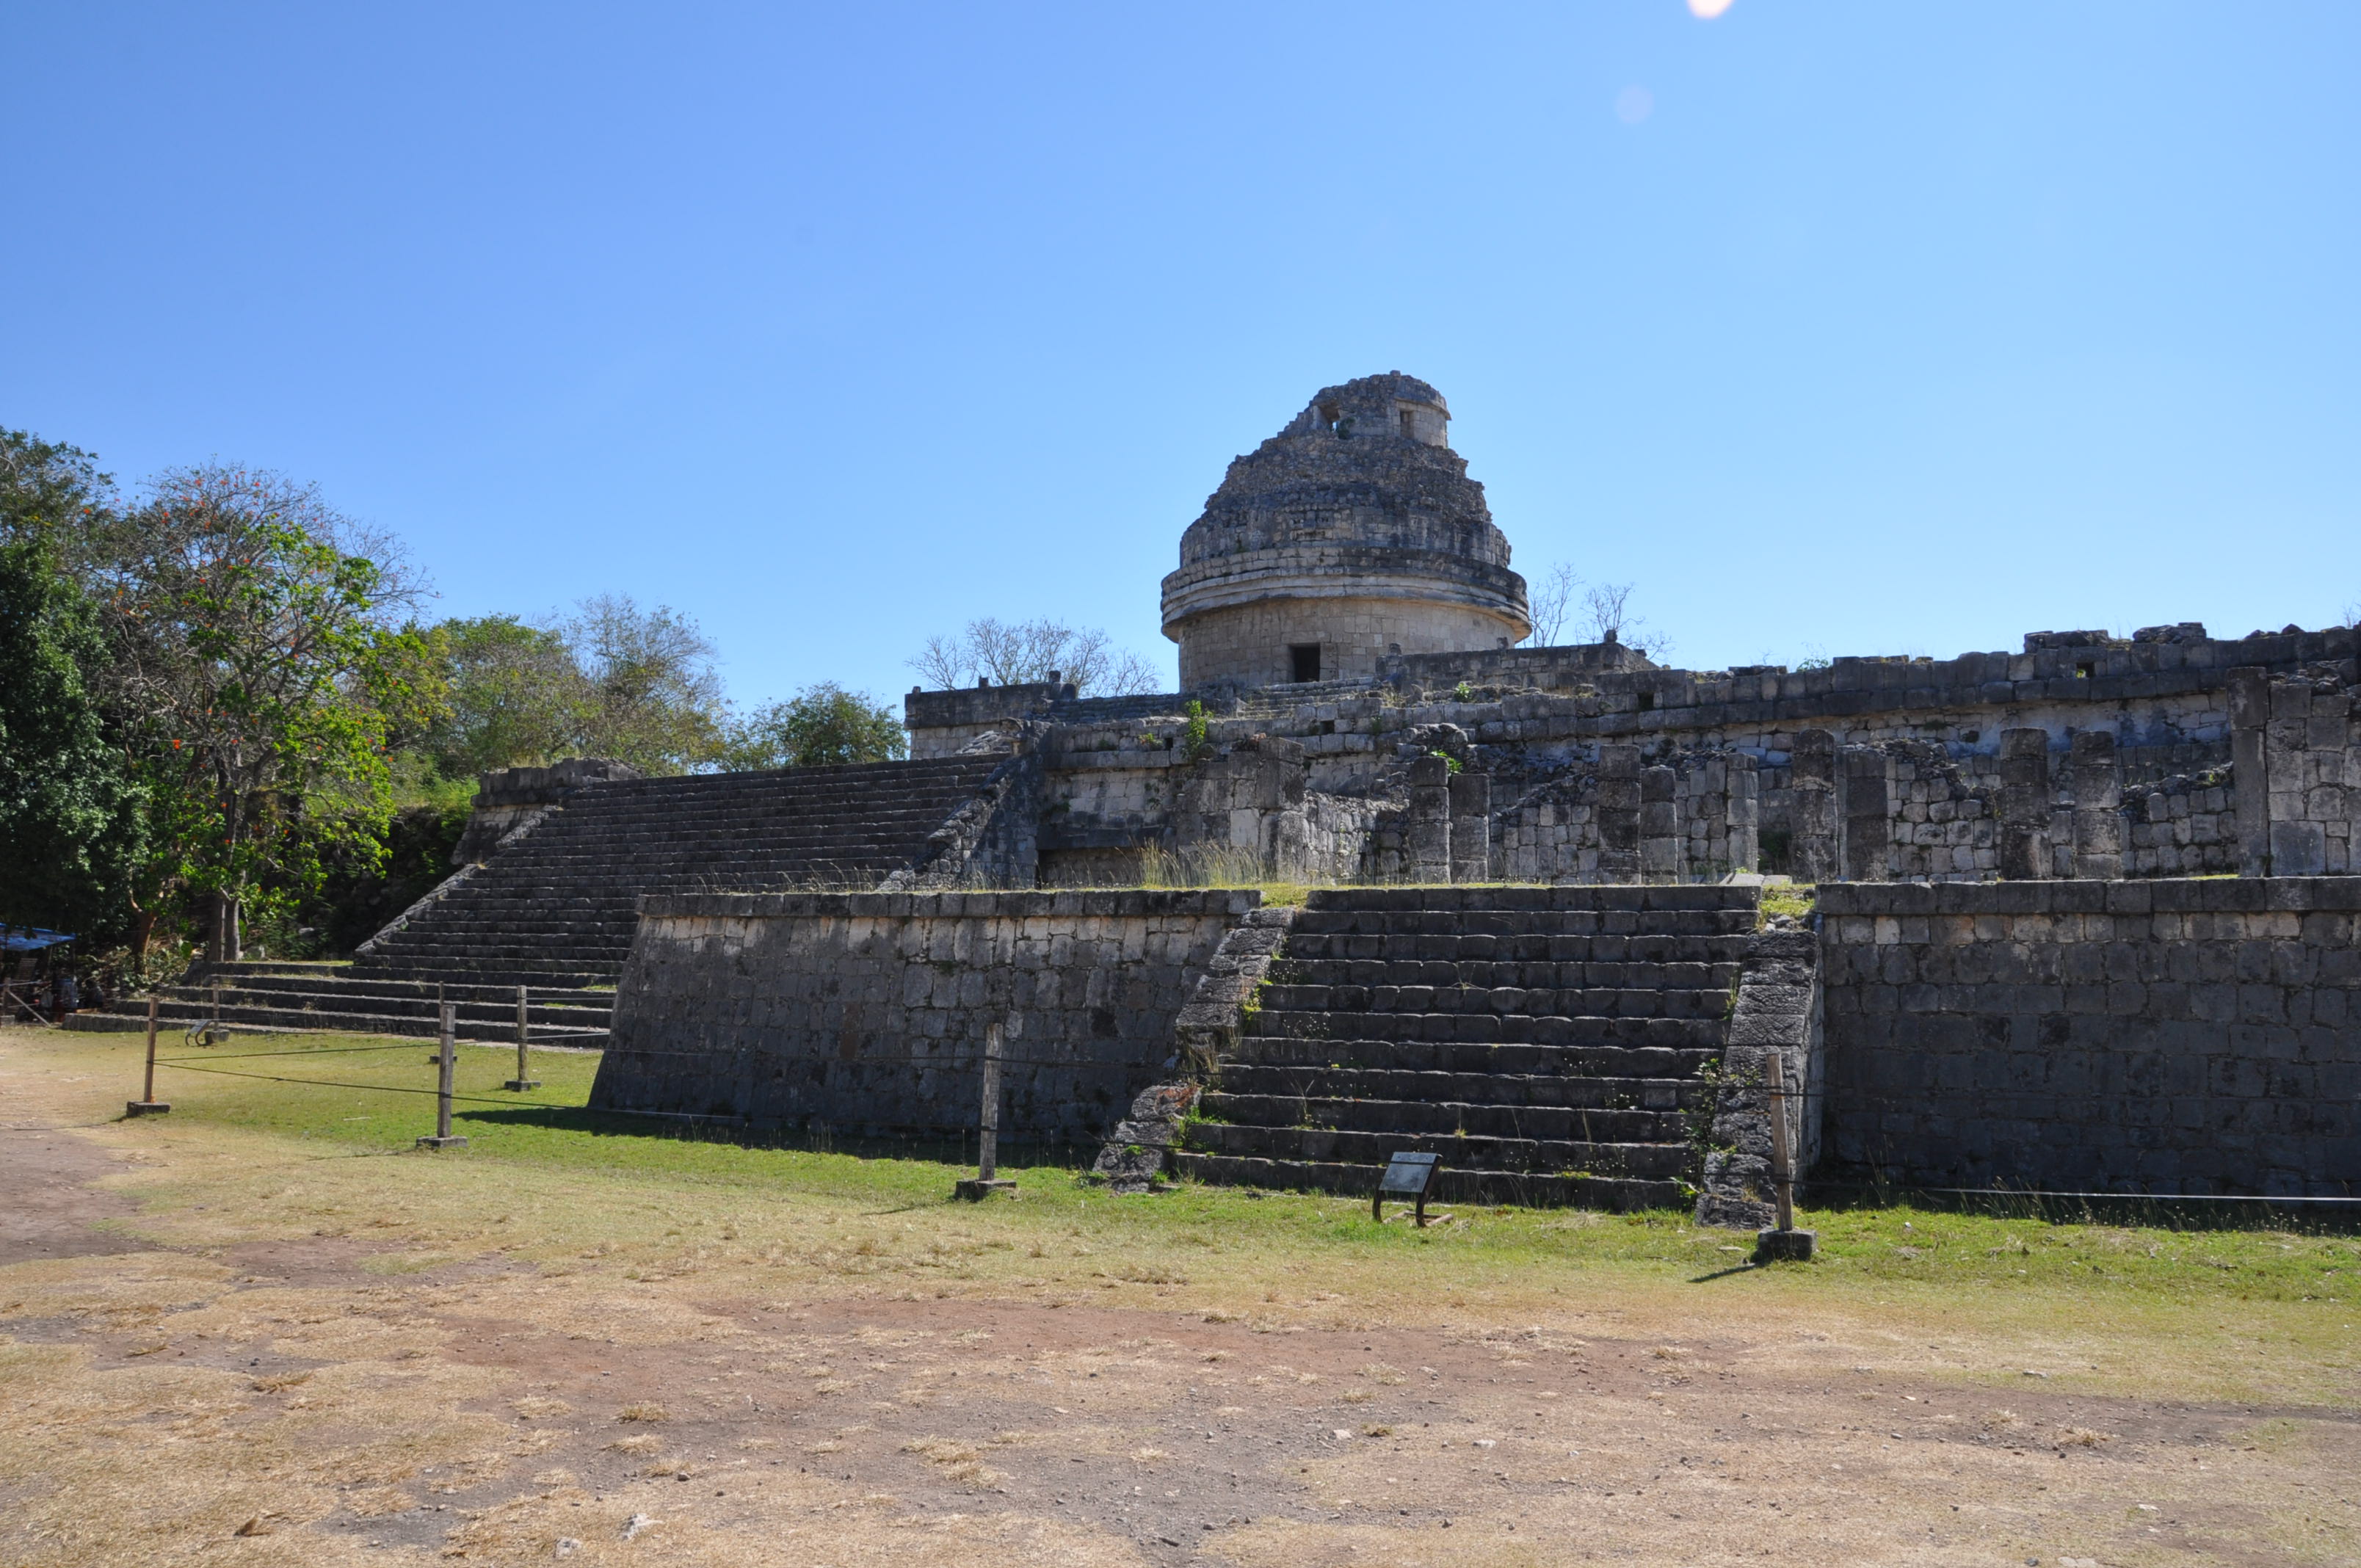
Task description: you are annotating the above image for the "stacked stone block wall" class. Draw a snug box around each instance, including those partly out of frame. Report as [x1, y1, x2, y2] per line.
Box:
[591, 890, 1258, 1142]
[1818, 877, 2361, 1195]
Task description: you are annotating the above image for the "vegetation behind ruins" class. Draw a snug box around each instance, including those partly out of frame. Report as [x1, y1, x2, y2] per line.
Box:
[0, 425, 913, 968]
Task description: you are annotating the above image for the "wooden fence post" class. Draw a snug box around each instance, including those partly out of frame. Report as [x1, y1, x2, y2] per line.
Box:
[505, 984, 540, 1090]
[127, 996, 170, 1116]
[418, 1001, 468, 1149]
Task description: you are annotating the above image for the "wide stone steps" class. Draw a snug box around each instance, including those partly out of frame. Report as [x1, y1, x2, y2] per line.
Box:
[1213, 1063, 1707, 1110]
[1287, 910, 1755, 939]
[1250, 1008, 1727, 1043]
[1276, 940, 1745, 968]
[1175, 884, 1757, 1212]
[1227, 1034, 1721, 1078]
[1255, 985, 1732, 1020]
[73, 962, 614, 1042]
[350, 755, 1004, 988]
[1184, 1122, 1693, 1180]
[178, 972, 606, 1013]
[1198, 1092, 1687, 1145]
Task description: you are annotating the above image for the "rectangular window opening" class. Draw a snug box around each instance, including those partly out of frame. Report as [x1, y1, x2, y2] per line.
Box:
[1289, 644, 1322, 683]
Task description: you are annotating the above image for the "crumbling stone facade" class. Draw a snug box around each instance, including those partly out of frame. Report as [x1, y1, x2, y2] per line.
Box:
[898, 374, 2359, 891]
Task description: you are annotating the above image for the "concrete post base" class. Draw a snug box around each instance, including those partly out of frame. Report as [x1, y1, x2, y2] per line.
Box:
[503, 1079, 543, 1091]
[953, 1178, 1018, 1201]
[1755, 1228, 1817, 1263]
[416, 1136, 470, 1150]
[125, 1101, 171, 1117]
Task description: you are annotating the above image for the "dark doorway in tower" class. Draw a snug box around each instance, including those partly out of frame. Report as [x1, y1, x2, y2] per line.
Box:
[1289, 644, 1322, 683]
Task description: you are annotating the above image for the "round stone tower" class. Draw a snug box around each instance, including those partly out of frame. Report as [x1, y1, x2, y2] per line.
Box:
[1160, 372, 1530, 690]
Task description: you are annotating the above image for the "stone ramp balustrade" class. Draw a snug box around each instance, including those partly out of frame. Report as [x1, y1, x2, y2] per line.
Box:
[1172, 884, 1759, 1211]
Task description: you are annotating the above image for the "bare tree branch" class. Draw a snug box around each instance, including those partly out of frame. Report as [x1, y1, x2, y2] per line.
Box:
[1523, 562, 1582, 646]
[907, 617, 1167, 695]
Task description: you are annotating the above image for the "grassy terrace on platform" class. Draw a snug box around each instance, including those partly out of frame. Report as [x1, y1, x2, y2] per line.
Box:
[63, 1028, 2360, 1307]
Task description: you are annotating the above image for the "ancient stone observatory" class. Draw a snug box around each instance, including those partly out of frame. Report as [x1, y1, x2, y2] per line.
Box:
[1160, 373, 1531, 690]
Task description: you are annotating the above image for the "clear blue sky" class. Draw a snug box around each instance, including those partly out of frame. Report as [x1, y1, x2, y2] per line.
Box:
[6, 1, 2356, 705]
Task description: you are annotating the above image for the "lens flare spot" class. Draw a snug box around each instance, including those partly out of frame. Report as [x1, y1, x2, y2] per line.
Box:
[1689, 0, 1736, 17]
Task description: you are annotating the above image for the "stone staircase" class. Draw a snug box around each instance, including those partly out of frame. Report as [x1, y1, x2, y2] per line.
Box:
[69, 960, 617, 1043]
[70, 757, 1007, 1042]
[1223, 678, 1386, 720]
[350, 758, 1007, 986]
[1173, 885, 1758, 1210]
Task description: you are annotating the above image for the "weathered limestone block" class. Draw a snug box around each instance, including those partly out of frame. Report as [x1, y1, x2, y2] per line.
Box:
[1998, 728, 2051, 881]
[2230, 666, 2273, 876]
[1596, 744, 1641, 882]
[1697, 927, 1824, 1229]
[1791, 728, 1838, 883]
[452, 757, 639, 865]
[2070, 728, 2122, 880]
[1840, 747, 1893, 882]
[1407, 754, 1453, 881]
[1448, 769, 1492, 882]
[1639, 765, 1680, 883]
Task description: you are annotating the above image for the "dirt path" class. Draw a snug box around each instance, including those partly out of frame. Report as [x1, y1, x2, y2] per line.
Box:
[0, 1030, 2353, 1567]
[0, 1115, 155, 1266]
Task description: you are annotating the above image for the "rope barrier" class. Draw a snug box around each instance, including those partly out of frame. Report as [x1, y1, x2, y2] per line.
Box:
[150, 1041, 442, 1064]
[148, 1059, 733, 1121]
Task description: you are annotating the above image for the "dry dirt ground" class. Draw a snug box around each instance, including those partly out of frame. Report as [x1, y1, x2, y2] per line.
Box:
[0, 1026, 2354, 1567]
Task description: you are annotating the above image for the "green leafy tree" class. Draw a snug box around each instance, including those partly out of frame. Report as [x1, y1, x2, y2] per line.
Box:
[722, 682, 907, 770]
[419, 614, 584, 780]
[562, 594, 728, 774]
[0, 432, 145, 940]
[88, 465, 439, 959]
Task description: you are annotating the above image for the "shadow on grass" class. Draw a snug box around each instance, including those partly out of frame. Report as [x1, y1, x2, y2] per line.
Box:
[1807, 1179, 2361, 1235]
[450, 1103, 1103, 1172]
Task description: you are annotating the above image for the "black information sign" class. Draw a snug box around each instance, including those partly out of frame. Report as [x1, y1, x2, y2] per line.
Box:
[1374, 1151, 1440, 1224]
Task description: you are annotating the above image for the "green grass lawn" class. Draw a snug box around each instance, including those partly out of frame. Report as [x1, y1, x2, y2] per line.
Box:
[111, 1028, 2361, 1310]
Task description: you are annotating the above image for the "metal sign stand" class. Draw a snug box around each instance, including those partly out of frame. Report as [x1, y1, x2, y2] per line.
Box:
[1373, 1151, 1443, 1226]
[954, 1023, 1018, 1200]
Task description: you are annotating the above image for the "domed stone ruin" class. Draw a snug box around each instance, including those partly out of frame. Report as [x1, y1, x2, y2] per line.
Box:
[1161, 372, 1533, 689]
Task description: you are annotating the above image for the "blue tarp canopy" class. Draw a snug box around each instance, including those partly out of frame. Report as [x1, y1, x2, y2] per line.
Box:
[1, 929, 76, 954]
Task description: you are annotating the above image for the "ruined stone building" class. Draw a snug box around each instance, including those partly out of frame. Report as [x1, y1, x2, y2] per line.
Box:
[83, 374, 2361, 1211]
[909, 371, 2357, 897]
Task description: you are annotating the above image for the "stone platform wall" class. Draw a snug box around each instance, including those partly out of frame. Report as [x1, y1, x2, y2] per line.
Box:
[590, 890, 1257, 1143]
[1818, 877, 2361, 1195]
